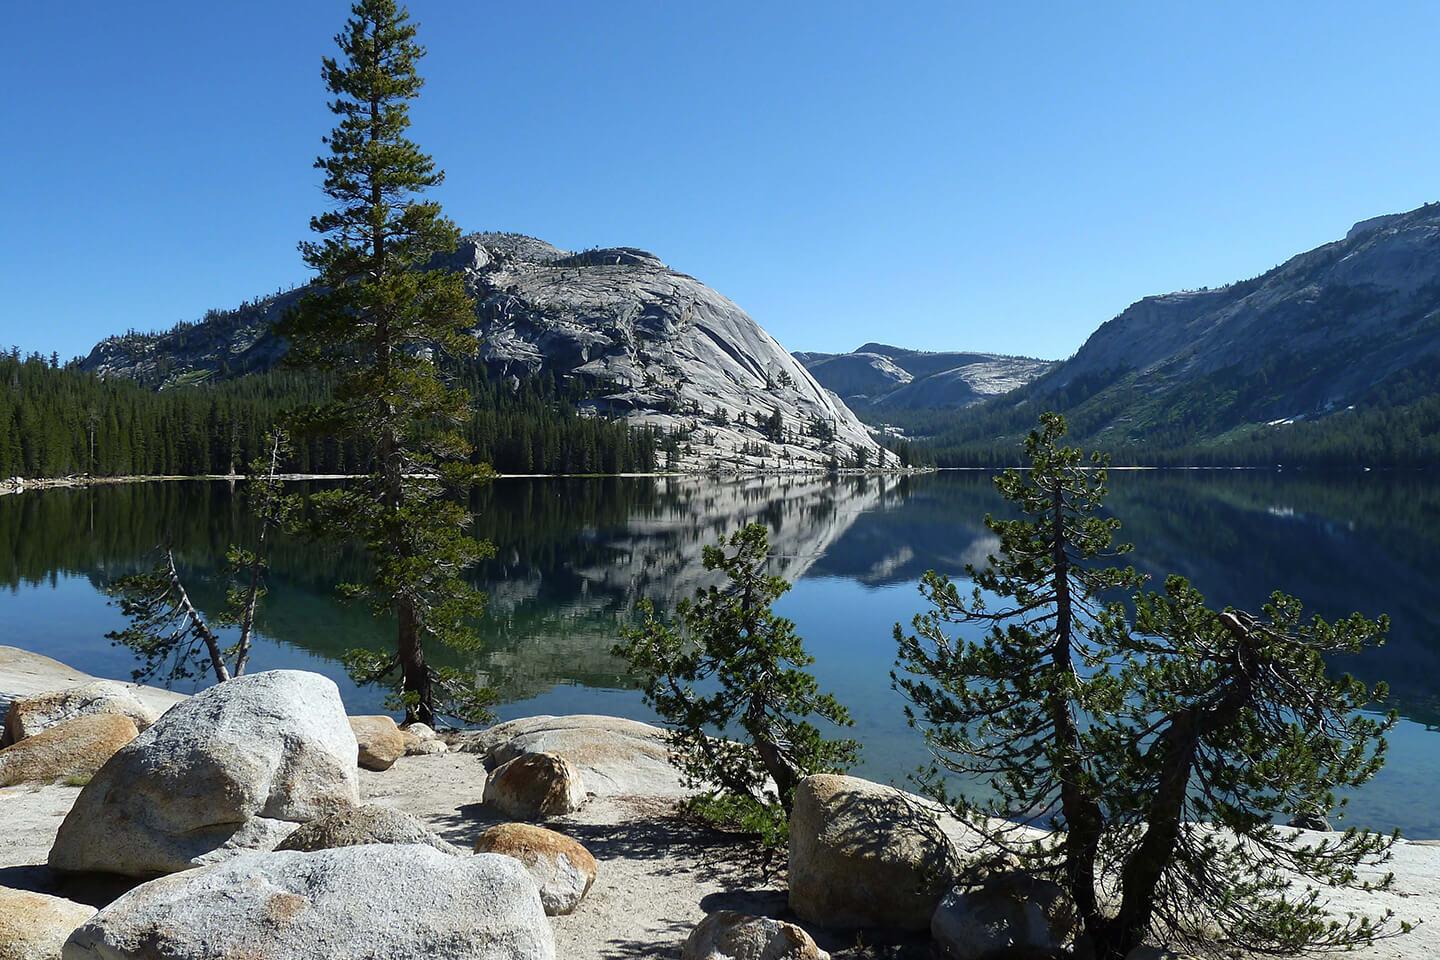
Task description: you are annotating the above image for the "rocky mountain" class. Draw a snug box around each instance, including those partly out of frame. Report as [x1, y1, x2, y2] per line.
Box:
[79, 234, 887, 471]
[926, 202, 1440, 457]
[794, 343, 1054, 409]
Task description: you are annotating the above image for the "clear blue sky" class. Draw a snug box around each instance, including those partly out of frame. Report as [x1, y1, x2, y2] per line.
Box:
[2, 1, 1437, 363]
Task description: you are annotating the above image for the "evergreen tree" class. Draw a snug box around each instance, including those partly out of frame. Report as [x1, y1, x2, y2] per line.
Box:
[277, 0, 495, 726]
[614, 523, 858, 846]
[894, 413, 1402, 958]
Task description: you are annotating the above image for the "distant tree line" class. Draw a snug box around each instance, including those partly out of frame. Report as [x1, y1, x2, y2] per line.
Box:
[0, 352, 656, 479]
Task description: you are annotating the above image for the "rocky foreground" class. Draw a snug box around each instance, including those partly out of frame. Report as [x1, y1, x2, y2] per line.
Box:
[0, 646, 1436, 960]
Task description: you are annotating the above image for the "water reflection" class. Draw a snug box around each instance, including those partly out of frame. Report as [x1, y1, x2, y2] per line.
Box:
[2, 470, 1438, 833]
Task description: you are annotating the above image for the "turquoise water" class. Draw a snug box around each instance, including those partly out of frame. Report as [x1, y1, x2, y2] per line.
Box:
[2, 471, 1437, 835]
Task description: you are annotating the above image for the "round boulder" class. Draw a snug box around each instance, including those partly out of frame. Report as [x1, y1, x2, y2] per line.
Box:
[788, 774, 961, 931]
[681, 911, 830, 960]
[49, 670, 360, 877]
[484, 752, 586, 820]
[0, 886, 95, 960]
[2, 679, 159, 747]
[349, 715, 406, 771]
[931, 875, 1074, 959]
[62, 844, 555, 960]
[475, 822, 596, 916]
[277, 804, 460, 854]
[0, 713, 138, 787]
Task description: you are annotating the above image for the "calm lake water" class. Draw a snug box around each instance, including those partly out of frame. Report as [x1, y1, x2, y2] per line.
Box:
[2, 471, 1438, 836]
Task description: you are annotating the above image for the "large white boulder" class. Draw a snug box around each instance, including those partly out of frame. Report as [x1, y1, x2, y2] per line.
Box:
[2, 680, 159, 747]
[788, 774, 962, 931]
[61, 844, 555, 960]
[49, 670, 359, 876]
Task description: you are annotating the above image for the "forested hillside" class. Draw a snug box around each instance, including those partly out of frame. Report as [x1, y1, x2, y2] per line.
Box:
[877, 205, 1440, 467]
[0, 353, 656, 479]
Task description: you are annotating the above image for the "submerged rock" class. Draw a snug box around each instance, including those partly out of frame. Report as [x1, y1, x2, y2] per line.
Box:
[788, 774, 961, 931]
[62, 844, 554, 960]
[0, 713, 138, 787]
[49, 670, 358, 877]
[475, 822, 596, 916]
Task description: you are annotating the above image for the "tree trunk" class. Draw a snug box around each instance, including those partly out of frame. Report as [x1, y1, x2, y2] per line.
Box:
[1049, 479, 1105, 933]
[398, 598, 432, 726]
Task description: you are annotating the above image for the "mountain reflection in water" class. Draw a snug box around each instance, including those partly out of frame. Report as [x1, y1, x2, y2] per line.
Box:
[1, 470, 1437, 834]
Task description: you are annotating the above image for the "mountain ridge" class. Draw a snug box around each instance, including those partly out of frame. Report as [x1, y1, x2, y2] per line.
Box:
[78, 233, 889, 471]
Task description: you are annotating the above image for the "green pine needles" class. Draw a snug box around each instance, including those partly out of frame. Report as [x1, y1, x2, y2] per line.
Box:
[614, 523, 858, 846]
[894, 412, 1404, 959]
[278, 0, 496, 726]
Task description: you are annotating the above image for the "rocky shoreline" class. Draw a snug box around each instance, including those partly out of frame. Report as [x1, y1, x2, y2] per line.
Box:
[1, 646, 1435, 959]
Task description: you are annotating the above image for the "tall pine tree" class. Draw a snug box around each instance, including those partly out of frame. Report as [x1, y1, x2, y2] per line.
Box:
[278, 0, 496, 726]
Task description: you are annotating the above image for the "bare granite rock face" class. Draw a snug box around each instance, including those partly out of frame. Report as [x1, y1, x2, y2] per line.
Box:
[61, 845, 554, 960]
[795, 343, 1054, 411]
[2, 680, 159, 747]
[77, 234, 886, 471]
[48, 670, 359, 877]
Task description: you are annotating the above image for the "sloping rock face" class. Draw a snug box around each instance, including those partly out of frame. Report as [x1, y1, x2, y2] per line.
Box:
[0, 713, 138, 787]
[963, 202, 1440, 442]
[470, 714, 686, 798]
[77, 234, 886, 470]
[0, 647, 184, 730]
[0, 886, 95, 960]
[2, 680, 159, 747]
[49, 670, 359, 877]
[61, 845, 555, 960]
[788, 774, 962, 931]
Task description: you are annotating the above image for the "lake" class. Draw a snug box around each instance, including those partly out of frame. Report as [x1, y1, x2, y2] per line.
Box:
[2, 470, 1438, 836]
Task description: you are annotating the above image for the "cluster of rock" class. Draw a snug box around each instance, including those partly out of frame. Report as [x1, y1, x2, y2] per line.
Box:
[0, 662, 1214, 960]
[0, 670, 597, 959]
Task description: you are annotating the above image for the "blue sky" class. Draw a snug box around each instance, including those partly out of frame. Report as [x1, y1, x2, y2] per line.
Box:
[2, 2, 1437, 363]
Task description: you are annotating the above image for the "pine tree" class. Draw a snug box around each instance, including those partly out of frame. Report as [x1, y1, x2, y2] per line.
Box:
[614, 523, 858, 846]
[894, 413, 1402, 958]
[277, 0, 496, 726]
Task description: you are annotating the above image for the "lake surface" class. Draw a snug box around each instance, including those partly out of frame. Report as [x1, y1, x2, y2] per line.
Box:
[2, 471, 1438, 836]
